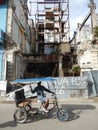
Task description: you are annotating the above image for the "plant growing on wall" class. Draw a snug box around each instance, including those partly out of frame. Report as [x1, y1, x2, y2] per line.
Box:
[94, 26, 98, 38]
[71, 64, 81, 76]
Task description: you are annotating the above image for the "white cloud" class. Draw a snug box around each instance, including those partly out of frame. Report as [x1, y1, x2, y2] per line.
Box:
[70, 16, 84, 30]
[69, 0, 92, 38]
[70, 16, 85, 38]
[70, 0, 86, 5]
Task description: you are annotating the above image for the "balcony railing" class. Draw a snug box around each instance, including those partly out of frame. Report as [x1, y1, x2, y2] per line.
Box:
[23, 54, 58, 63]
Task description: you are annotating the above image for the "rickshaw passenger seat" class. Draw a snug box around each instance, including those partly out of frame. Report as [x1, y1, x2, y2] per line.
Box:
[15, 89, 25, 107]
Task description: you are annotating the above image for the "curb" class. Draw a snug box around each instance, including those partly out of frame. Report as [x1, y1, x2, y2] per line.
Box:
[0, 97, 98, 104]
[0, 97, 14, 104]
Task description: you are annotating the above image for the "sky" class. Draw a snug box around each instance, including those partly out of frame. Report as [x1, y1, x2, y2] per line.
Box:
[70, 0, 98, 38]
[27, 0, 98, 39]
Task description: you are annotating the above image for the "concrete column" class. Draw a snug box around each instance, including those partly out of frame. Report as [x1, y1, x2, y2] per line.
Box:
[6, 0, 13, 36]
[88, 0, 96, 34]
[58, 55, 64, 76]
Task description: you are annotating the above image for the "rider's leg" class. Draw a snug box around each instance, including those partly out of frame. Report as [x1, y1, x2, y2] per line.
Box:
[42, 98, 49, 113]
[43, 99, 49, 109]
[38, 96, 49, 113]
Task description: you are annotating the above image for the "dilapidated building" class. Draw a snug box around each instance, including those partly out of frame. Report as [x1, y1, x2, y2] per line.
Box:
[0, 0, 36, 96]
[23, 0, 74, 77]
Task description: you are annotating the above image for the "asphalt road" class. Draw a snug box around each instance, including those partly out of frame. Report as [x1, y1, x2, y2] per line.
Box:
[0, 102, 98, 130]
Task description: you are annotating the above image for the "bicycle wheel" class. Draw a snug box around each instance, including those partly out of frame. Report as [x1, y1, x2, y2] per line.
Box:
[25, 105, 31, 112]
[13, 108, 27, 123]
[56, 107, 69, 122]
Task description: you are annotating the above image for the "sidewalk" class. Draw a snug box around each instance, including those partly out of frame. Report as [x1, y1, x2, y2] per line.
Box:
[58, 97, 98, 104]
[0, 96, 14, 104]
[0, 96, 98, 104]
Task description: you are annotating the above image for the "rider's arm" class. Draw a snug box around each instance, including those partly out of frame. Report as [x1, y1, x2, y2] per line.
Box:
[43, 86, 54, 94]
[29, 85, 36, 93]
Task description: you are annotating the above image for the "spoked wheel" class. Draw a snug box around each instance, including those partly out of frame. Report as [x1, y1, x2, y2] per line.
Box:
[56, 107, 69, 122]
[25, 105, 31, 112]
[13, 108, 27, 123]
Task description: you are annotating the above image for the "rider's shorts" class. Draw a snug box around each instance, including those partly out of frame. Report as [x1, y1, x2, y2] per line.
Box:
[37, 95, 47, 103]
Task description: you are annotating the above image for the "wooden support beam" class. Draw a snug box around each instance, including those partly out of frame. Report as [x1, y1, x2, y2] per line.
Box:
[79, 11, 91, 31]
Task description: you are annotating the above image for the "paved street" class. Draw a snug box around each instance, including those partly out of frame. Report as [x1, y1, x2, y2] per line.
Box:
[0, 101, 98, 130]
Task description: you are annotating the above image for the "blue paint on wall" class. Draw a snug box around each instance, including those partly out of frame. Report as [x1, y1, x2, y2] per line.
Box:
[0, 0, 7, 80]
[0, 46, 4, 80]
[0, 0, 7, 32]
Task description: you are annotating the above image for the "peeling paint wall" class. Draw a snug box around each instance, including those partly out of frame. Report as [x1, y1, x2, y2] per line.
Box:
[6, 0, 29, 80]
[26, 76, 89, 99]
[80, 49, 98, 69]
[0, 0, 7, 80]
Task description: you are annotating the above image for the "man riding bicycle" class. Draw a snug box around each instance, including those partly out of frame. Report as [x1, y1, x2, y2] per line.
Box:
[30, 81, 54, 113]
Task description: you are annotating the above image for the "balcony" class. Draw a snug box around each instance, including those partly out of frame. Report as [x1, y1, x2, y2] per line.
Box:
[23, 54, 58, 63]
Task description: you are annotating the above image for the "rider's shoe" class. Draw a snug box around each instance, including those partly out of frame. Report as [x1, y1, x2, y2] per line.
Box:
[42, 107, 49, 113]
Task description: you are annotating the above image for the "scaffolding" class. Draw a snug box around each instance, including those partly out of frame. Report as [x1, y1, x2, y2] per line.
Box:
[29, 0, 70, 55]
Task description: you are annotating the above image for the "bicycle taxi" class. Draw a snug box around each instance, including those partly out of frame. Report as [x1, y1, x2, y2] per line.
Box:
[11, 77, 69, 123]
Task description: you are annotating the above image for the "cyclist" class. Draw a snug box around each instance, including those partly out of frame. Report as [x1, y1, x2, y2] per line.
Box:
[29, 81, 54, 113]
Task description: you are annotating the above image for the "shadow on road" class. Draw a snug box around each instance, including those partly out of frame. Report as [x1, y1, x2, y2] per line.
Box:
[0, 120, 17, 128]
[24, 103, 96, 123]
[26, 103, 96, 123]
[6, 104, 96, 124]
[26, 108, 58, 123]
[61, 104, 96, 121]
